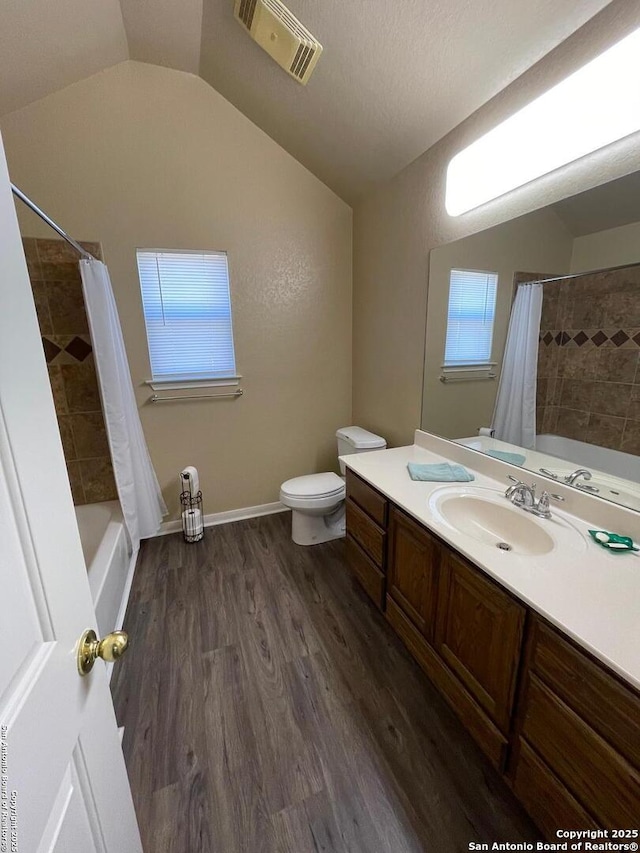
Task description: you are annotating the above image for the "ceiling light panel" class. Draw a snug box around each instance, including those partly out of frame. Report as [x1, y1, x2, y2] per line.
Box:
[446, 27, 640, 216]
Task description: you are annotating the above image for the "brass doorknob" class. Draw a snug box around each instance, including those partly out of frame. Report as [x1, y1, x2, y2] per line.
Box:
[77, 628, 129, 676]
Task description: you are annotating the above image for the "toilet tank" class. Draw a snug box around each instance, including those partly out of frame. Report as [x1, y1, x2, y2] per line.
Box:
[336, 427, 387, 474]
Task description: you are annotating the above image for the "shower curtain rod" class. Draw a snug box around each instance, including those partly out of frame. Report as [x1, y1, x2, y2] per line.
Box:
[11, 183, 95, 261]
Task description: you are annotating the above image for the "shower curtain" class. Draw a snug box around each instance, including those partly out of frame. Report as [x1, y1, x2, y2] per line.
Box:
[80, 259, 167, 549]
[492, 281, 543, 449]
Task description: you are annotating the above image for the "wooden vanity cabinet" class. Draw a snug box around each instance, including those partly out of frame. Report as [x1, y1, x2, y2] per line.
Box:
[343, 471, 640, 835]
[345, 471, 388, 610]
[386, 507, 525, 770]
[509, 616, 640, 832]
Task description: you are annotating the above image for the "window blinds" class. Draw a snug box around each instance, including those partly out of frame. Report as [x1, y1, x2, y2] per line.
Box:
[137, 250, 237, 382]
[444, 269, 498, 366]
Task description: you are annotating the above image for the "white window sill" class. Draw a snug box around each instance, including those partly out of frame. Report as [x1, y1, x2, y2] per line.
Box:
[145, 376, 242, 392]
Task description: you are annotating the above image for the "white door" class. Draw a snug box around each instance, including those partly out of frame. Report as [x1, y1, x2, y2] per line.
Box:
[0, 133, 143, 853]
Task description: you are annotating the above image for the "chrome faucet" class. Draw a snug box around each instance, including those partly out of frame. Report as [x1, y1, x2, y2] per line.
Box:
[565, 468, 592, 486]
[505, 477, 536, 508]
[505, 475, 564, 519]
[539, 466, 599, 493]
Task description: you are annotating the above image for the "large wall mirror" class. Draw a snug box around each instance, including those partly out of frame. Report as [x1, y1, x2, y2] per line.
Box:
[422, 170, 640, 512]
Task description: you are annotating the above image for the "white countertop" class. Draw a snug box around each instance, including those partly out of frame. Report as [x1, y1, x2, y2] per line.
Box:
[341, 431, 640, 692]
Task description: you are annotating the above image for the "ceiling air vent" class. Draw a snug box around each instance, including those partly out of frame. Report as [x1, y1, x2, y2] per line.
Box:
[234, 0, 323, 85]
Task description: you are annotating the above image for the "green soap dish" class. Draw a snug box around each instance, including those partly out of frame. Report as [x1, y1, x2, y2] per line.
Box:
[588, 530, 639, 553]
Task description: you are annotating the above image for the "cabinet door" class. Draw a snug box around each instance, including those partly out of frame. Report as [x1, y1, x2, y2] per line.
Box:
[387, 507, 441, 642]
[436, 549, 525, 731]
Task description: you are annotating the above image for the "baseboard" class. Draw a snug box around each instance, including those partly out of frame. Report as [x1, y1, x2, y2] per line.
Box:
[155, 501, 288, 537]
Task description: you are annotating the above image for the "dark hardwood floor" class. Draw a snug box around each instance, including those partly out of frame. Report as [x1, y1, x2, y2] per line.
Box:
[111, 511, 538, 852]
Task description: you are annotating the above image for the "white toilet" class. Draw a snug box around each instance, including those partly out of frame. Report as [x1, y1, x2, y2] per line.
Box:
[280, 426, 387, 546]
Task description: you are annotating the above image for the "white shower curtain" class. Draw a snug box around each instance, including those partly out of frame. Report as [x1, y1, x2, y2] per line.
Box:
[80, 259, 167, 550]
[492, 282, 543, 449]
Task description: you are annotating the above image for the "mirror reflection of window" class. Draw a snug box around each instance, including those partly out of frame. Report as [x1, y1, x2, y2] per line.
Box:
[444, 269, 498, 367]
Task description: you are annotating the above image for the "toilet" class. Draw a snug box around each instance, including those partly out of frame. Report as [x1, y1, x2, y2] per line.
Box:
[280, 427, 387, 545]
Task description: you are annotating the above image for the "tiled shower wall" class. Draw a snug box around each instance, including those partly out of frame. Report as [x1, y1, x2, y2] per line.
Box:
[537, 264, 640, 456]
[23, 237, 117, 504]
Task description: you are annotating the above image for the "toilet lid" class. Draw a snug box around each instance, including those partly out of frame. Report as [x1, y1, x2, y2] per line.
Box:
[281, 472, 345, 499]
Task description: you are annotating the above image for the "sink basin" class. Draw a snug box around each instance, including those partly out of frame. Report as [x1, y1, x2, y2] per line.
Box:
[428, 487, 586, 556]
[435, 493, 553, 555]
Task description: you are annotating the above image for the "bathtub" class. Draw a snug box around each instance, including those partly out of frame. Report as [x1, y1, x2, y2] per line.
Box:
[536, 434, 640, 485]
[75, 501, 133, 638]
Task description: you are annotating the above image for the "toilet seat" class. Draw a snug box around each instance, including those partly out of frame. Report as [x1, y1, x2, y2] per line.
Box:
[280, 472, 345, 500]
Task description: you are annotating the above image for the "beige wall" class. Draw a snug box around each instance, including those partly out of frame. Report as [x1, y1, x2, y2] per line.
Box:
[423, 209, 573, 438]
[571, 220, 640, 272]
[1, 61, 352, 519]
[353, 0, 640, 449]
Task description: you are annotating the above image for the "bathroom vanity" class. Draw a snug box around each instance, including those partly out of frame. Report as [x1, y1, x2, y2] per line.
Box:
[343, 433, 640, 838]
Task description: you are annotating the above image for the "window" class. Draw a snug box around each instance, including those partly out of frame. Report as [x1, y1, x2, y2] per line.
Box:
[137, 250, 237, 384]
[443, 269, 498, 367]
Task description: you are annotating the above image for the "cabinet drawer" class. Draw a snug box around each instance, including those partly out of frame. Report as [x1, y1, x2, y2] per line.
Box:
[346, 499, 386, 568]
[346, 535, 385, 610]
[346, 470, 388, 528]
[521, 674, 640, 827]
[512, 740, 598, 838]
[387, 596, 507, 771]
[530, 618, 640, 769]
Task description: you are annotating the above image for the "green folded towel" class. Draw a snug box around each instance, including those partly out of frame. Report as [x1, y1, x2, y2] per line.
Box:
[407, 462, 475, 482]
[487, 450, 527, 465]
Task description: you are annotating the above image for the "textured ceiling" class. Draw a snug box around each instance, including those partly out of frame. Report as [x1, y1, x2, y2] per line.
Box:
[199, 0, 611, 202]
[119, 0, 203, 74]
[0, 0, 613, 202]
[0, 0, 128, 115]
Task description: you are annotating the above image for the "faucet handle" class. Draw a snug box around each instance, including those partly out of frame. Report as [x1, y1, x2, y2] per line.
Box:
[539, 467, 559, 479]
[537, 491, 565, 511]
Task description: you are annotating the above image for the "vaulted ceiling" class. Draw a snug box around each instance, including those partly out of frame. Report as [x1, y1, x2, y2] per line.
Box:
[0, 0, 612, 202]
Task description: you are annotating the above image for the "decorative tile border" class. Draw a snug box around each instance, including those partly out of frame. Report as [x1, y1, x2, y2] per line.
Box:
[540, 329, 640, 348]
[42, 334, 93, 364]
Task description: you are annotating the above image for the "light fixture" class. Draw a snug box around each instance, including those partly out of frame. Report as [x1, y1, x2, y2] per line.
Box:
[445, 27, 640, 216]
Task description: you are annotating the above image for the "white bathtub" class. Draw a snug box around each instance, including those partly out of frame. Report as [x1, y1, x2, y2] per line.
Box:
[75, 501, 133, 637]
[536, 434, 640, 485]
